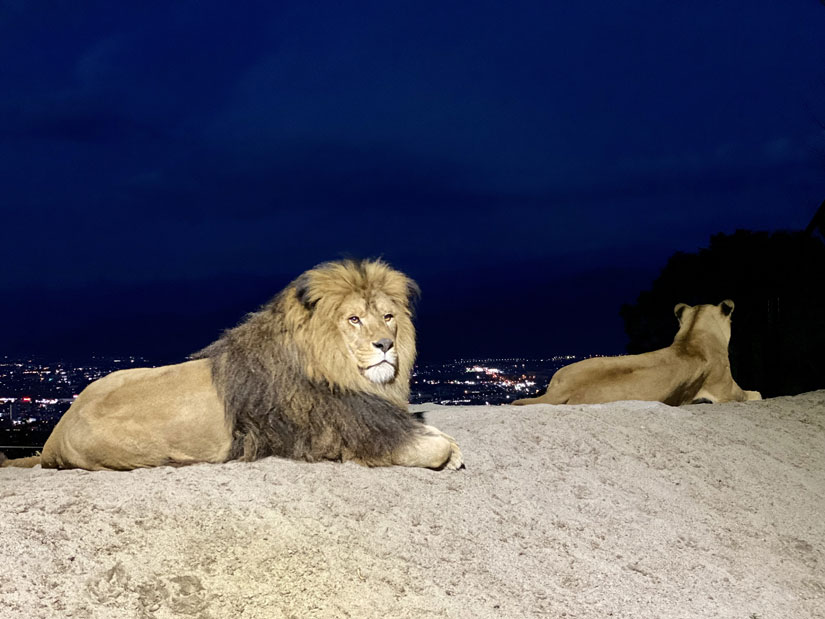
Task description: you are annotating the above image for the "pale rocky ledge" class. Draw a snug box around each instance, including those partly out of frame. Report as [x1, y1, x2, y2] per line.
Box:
[2, 391, 824, 618]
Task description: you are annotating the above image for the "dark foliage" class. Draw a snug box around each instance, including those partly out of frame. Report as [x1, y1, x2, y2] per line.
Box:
[621, 230, 825, 397]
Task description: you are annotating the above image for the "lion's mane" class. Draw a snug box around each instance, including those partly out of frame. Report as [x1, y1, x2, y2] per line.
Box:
[194, 259, 424, 464]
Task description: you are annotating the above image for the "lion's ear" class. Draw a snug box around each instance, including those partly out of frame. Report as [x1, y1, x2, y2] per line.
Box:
[719, 299, 734, 317]
[674, 303, 689, 322]
[294, 274, 318, 311]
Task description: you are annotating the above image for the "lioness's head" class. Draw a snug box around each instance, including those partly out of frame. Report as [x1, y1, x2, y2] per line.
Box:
[673, 299, 735, 344]
[284, 259, 419, 402]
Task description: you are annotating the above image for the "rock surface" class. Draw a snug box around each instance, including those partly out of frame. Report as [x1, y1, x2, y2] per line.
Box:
[2, 392, 824, 618]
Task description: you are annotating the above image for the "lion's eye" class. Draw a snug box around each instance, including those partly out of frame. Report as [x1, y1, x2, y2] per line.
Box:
[348, 316, 361, 325]
[384, 313, 394, 322]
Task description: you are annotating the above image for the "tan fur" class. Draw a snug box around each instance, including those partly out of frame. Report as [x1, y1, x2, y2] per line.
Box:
[36, 360, 231, 470]
[286, 259, 417, 406]
[513, 300, 762, 406]
[1, 260, 462, 471]
[0, 454, 42, 468]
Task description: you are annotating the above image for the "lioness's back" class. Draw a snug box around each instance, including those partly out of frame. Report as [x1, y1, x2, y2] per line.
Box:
[546, 350, 700, 404]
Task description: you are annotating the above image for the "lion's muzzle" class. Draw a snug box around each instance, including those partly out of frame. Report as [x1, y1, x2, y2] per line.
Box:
[362, 352, 398, 384]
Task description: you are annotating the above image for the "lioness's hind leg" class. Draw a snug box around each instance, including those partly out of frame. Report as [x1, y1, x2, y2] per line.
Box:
[392, 425, 464, 470]
[744, 390, 762, 401]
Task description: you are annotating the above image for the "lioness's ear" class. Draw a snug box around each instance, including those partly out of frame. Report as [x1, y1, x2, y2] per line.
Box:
[294, 273, 318, 311]
[674, 303, 689, 322]
[719, 299, 734, 316]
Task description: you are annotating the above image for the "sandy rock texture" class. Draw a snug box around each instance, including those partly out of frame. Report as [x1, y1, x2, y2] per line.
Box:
[2, 391, 824, 618]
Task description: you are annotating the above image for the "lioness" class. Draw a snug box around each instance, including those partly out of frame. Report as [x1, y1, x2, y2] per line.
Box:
[1, 259, 463, 471]
[513, 300, 761, 406]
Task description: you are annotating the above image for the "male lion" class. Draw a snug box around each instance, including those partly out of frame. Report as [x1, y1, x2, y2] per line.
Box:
[1, 259, 463, 471]
[512, 300, 762, 406]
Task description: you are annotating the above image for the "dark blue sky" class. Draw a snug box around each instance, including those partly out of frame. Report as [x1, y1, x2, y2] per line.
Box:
[2, 1, 824, 361]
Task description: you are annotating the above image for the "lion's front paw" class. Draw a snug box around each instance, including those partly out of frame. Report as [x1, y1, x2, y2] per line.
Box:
[423, 426, 463, 470]
[401, 425, 464, 470]
[441, 432, 464, 470]
[745, 390, 762, 401]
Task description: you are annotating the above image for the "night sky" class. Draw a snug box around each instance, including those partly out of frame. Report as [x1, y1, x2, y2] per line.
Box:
[2, 2, 824, 362]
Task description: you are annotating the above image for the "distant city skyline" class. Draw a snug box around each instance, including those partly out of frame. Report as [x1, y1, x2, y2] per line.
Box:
[0, 354, 578, 402]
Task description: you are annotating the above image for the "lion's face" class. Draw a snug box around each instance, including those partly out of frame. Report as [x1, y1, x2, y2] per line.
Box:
[283, 259, 419, 403]
[337, 292, 402, 384]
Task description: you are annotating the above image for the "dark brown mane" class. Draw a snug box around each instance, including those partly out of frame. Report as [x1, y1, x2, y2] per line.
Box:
[193, 263, 424, 464]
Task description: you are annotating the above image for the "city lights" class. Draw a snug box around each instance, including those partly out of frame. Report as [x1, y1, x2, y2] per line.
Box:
[410, 357, 577, 405]
[2, 355, 582, 454]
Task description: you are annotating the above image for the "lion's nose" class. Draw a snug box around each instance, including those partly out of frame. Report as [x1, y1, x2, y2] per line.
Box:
[373, 338, 394, 353]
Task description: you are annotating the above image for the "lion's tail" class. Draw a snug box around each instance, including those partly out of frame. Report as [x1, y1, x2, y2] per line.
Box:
[0, 452, 42, 468]
[512, 370, 574, 406]
[511, 387, 570, 406]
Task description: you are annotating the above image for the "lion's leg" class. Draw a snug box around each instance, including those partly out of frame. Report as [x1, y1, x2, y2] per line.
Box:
[391, 425, 463, 470]
[723, 378, 762, 402]
[690, 389, 717, 404]
[695, 381, 761, 404]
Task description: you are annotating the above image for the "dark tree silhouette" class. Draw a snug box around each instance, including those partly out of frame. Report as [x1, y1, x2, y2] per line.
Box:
[806, 198, 825, 239]
[621, 229, 825, 398]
